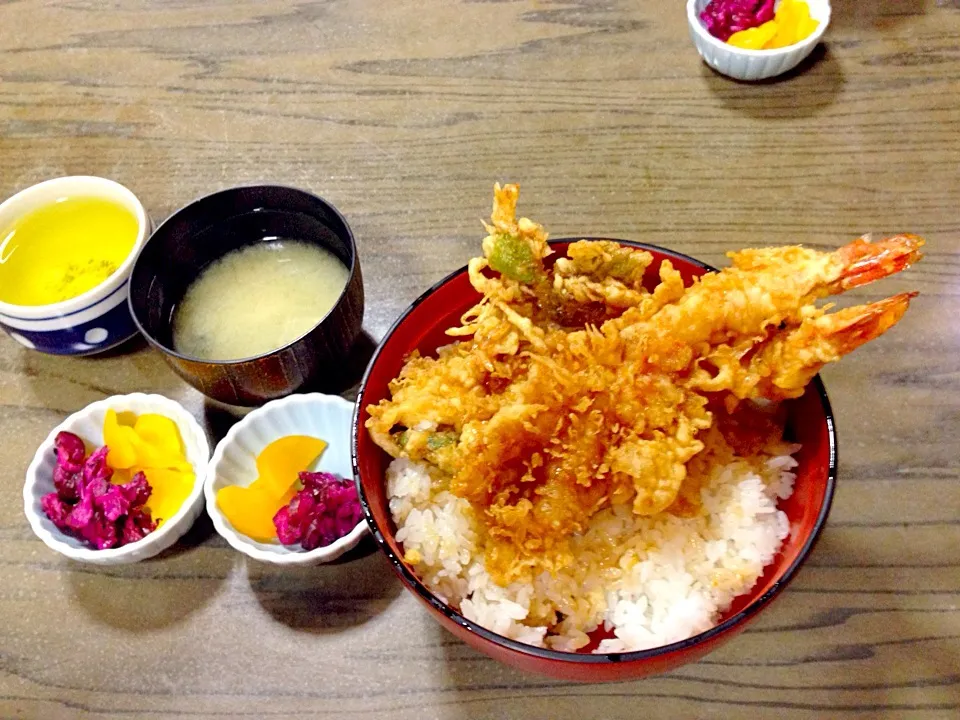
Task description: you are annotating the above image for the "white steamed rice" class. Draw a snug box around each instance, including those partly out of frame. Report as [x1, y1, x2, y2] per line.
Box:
[387, 445, 800, 653]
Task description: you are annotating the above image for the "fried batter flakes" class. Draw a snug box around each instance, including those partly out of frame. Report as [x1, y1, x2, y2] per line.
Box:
[367, 184, 923, 585]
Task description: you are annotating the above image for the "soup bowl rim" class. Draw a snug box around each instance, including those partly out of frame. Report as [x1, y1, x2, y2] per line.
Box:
[128, 183, 360, 366]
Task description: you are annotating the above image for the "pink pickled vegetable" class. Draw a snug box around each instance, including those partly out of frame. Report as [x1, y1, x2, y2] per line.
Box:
[82, 446, 112, 485]
[121, 507, 156, 545]
[273, 471, 363, 550]
[700, 0, 775, 41]
[53, 464, 81, 501]
[54, 431, 86, 473]
[118, 471, 152, 507]
[41, 493, 71, 528]
[42, 431, 157, 550]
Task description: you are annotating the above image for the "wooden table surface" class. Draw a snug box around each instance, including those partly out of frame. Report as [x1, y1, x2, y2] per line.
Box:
[1, 1, 958, 718]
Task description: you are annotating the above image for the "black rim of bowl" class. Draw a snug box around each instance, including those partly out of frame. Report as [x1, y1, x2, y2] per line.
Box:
[352, 238, 838, 666]
[128, 184, 359, 365]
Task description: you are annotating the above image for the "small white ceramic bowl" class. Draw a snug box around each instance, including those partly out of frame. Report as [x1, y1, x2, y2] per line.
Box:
[0, 176, 151, 355]
[688, 0, 831, 81]
[23, 393, 210, 564]
[205, 393, 368, 565]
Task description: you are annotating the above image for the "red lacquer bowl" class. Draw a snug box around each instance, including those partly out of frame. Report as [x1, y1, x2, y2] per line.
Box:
[352, 240, 837, 682]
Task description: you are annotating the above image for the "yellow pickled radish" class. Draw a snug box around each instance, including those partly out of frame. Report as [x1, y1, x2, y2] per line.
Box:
[104, 409, 139, 469]
[134, 413, 184, 460]
[130, 432, 191, 471]
[767, 0, 816, 48]
[134, 414, 191, 470]
[798, 16, 819, 40]
[103, 410, 195, 528]
[255, 435, 327, 498]
[727, 20, 778, 50]
[776, 0, 803, 22]
[143, 467, 194, 524]
[216, 483, 280, 541]
[109, 467, 134, 486]
[725, 0, 819, 51]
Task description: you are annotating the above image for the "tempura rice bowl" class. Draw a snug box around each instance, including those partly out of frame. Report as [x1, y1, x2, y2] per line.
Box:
[353, 240, 837, 682]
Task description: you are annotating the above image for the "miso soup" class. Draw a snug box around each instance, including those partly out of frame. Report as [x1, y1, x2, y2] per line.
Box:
[172, 240, 349, 361]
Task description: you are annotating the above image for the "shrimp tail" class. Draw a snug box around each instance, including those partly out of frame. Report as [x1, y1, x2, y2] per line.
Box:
[809, 291, 916, 355]
[833, 234, 925, 292]
[762, 292, 918, 398]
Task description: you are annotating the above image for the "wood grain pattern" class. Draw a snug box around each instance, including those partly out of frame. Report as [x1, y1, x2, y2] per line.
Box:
[0, 1, 958, 718]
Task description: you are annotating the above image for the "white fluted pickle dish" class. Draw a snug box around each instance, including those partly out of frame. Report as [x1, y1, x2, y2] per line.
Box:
[205, 393, 367, 565]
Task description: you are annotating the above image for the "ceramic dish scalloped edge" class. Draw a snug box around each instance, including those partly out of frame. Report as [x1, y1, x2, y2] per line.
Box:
[687, 0, 832, 82]
[204, 392, 368, 565]
[23, 393, 210, 564]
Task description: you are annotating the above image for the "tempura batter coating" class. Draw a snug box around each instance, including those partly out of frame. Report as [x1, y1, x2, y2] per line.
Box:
[366, 184, 923, 584]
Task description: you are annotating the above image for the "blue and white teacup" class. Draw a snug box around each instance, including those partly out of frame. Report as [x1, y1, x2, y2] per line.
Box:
[0, 176, 150, 355]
